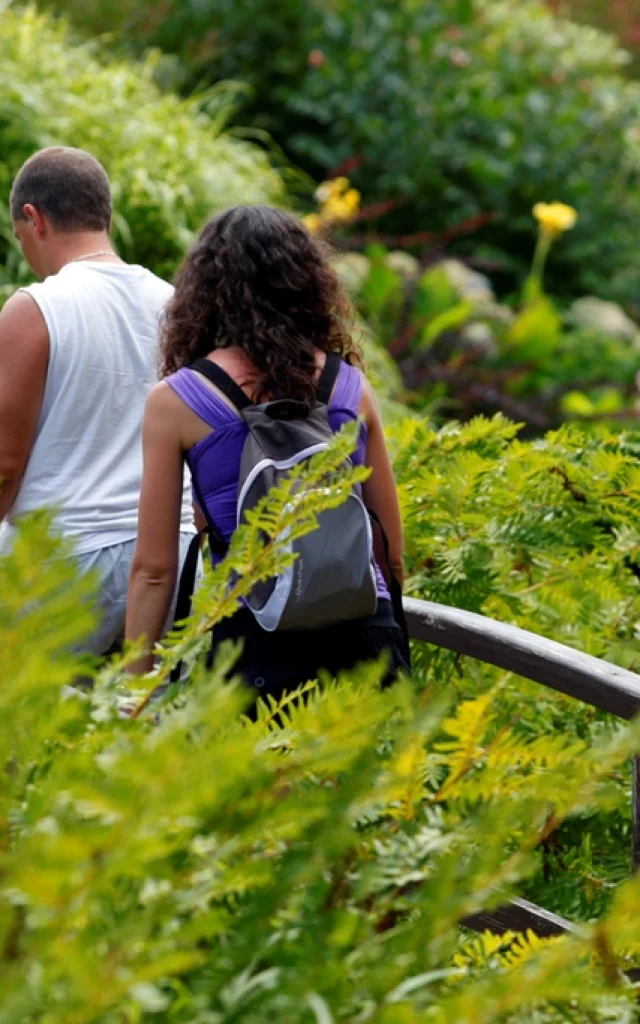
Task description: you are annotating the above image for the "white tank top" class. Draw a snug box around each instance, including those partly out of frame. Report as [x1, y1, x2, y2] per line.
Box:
[6, 261, 194, 555]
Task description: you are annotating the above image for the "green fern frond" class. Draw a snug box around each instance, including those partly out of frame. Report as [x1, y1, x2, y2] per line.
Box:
[453, 928, 560, 973]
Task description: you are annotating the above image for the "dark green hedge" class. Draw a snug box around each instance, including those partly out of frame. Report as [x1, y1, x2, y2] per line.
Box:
[40, 0, 640, 302]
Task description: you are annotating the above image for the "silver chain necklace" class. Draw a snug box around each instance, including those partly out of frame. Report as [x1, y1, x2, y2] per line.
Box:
[72, 250, 119, 262]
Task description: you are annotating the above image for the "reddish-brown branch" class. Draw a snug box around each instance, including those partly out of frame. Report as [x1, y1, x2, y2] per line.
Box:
[346, 211, 497, 250]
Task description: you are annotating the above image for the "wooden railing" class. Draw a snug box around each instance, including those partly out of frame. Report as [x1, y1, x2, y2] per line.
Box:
[403, 597, 640, 943]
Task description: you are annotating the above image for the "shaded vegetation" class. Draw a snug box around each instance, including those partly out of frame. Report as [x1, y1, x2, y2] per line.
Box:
[41, 0, 640, 302]
[0, 7, 284, 291]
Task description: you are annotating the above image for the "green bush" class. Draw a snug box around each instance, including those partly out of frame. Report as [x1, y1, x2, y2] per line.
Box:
[4, 422, 640, 1020]
[394, 413, 640, 917]
[0, 8, 284, 285]
[42, 0, 640, 302]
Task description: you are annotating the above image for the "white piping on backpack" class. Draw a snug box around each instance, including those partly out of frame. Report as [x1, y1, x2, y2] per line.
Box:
[253, 553, 294, 632]
[236, 443, 330, 526]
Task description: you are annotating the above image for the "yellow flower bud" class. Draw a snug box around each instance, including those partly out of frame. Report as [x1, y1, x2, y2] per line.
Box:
[327, 198, 352, 223]
[321, 196, 346, 221]
[342, 188, 360, 214]
[320, 189, 360, 224]
[302, 213, 323, 234]
[533, 202, 578, 237]
[315, 177, 350, 205]
[330, 176, 350, 194]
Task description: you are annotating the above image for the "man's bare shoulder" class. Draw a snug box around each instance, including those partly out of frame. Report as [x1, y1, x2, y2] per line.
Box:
[0, 290, 49, 351]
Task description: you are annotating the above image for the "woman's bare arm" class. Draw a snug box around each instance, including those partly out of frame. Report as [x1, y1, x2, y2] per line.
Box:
[360, 377, 404, 587]
[125, 384, 184, 674]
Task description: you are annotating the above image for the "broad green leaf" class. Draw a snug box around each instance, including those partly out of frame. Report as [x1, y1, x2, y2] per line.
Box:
[361, 246, 403, 319]
[561, 390, 595, 418]
[503, 297, 561, 361]
[419, 300, 473, 348]
[414, 266, 459, 321]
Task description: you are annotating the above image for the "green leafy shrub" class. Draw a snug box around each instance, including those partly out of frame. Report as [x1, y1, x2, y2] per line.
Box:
[3, 418, 640, 1019]
[0, 8, 284, 285]
[3, 438, 640, 1021]
[43, 0, 640, 301]
[332, 230, 640, 430]
[394, 413, 640, 917]
[396, 412, 640, 677]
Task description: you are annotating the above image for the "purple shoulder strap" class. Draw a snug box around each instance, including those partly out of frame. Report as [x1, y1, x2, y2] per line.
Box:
[165, 368, 241, 429]
[330, 360, 362, 414]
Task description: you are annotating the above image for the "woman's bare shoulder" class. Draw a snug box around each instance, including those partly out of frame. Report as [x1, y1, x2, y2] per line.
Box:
[143, 381, 193, 441]
[145, 380, 183, 415]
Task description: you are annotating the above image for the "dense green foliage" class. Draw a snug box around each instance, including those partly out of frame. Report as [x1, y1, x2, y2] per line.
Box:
[0, 7, 283, 291]
[3, 6, 640, 1014]
[396, 413, 640, 917]
[3, 419, 640, 1019]
[43, 0, 640, 301]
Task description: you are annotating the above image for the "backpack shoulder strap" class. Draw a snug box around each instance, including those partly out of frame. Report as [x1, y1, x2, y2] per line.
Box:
[367, 507, 411, 670]
[192, 354, 342, 409]
[190, 357, 252, 412]
[315, 352, 343, 405]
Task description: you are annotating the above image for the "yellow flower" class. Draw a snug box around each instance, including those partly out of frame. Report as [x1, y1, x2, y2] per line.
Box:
[330, 176, 350, 194]
[321, 189, 360, 224]
[533, 202, 578, 237]
[341, 188, 360, 214]
[302, 213, 323, 234]
[307, 177, 360, 232]
[322, 198, 348, 222]
[315, 177, 350, 204]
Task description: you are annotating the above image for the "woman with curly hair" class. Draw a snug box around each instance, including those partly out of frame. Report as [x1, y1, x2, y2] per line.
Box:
[125, 205, 408, 695]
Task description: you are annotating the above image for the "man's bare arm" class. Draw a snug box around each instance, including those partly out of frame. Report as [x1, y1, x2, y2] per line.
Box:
[0, 292, 49, 521]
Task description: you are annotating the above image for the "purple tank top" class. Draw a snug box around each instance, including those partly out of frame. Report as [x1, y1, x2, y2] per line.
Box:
[167, 360, 390, 600]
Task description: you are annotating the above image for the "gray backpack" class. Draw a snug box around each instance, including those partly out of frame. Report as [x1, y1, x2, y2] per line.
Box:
[189, 354, 378, 632]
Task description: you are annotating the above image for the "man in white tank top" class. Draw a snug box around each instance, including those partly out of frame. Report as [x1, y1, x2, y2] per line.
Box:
[0, 146, 196, 657]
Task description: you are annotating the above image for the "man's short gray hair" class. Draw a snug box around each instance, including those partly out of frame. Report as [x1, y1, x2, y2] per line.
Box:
[10, 146, 112, 232]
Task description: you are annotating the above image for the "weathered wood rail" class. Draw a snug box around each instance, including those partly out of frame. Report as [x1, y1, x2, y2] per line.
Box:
[403, 596, 640, 941]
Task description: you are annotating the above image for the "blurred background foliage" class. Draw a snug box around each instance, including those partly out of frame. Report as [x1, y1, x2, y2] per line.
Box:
[549, 0, 640, 75]
[19, 0, 640, 430]
[331, 232, 640, 431]
[35, 0, 640, 306]
[0, 6, 284, 293]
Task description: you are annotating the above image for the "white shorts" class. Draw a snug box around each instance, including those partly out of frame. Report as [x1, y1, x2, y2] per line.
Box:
[75, 533, 200, 657]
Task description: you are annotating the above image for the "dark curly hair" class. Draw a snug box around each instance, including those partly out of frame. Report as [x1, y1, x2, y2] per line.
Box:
[159, 205, 361, 402]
